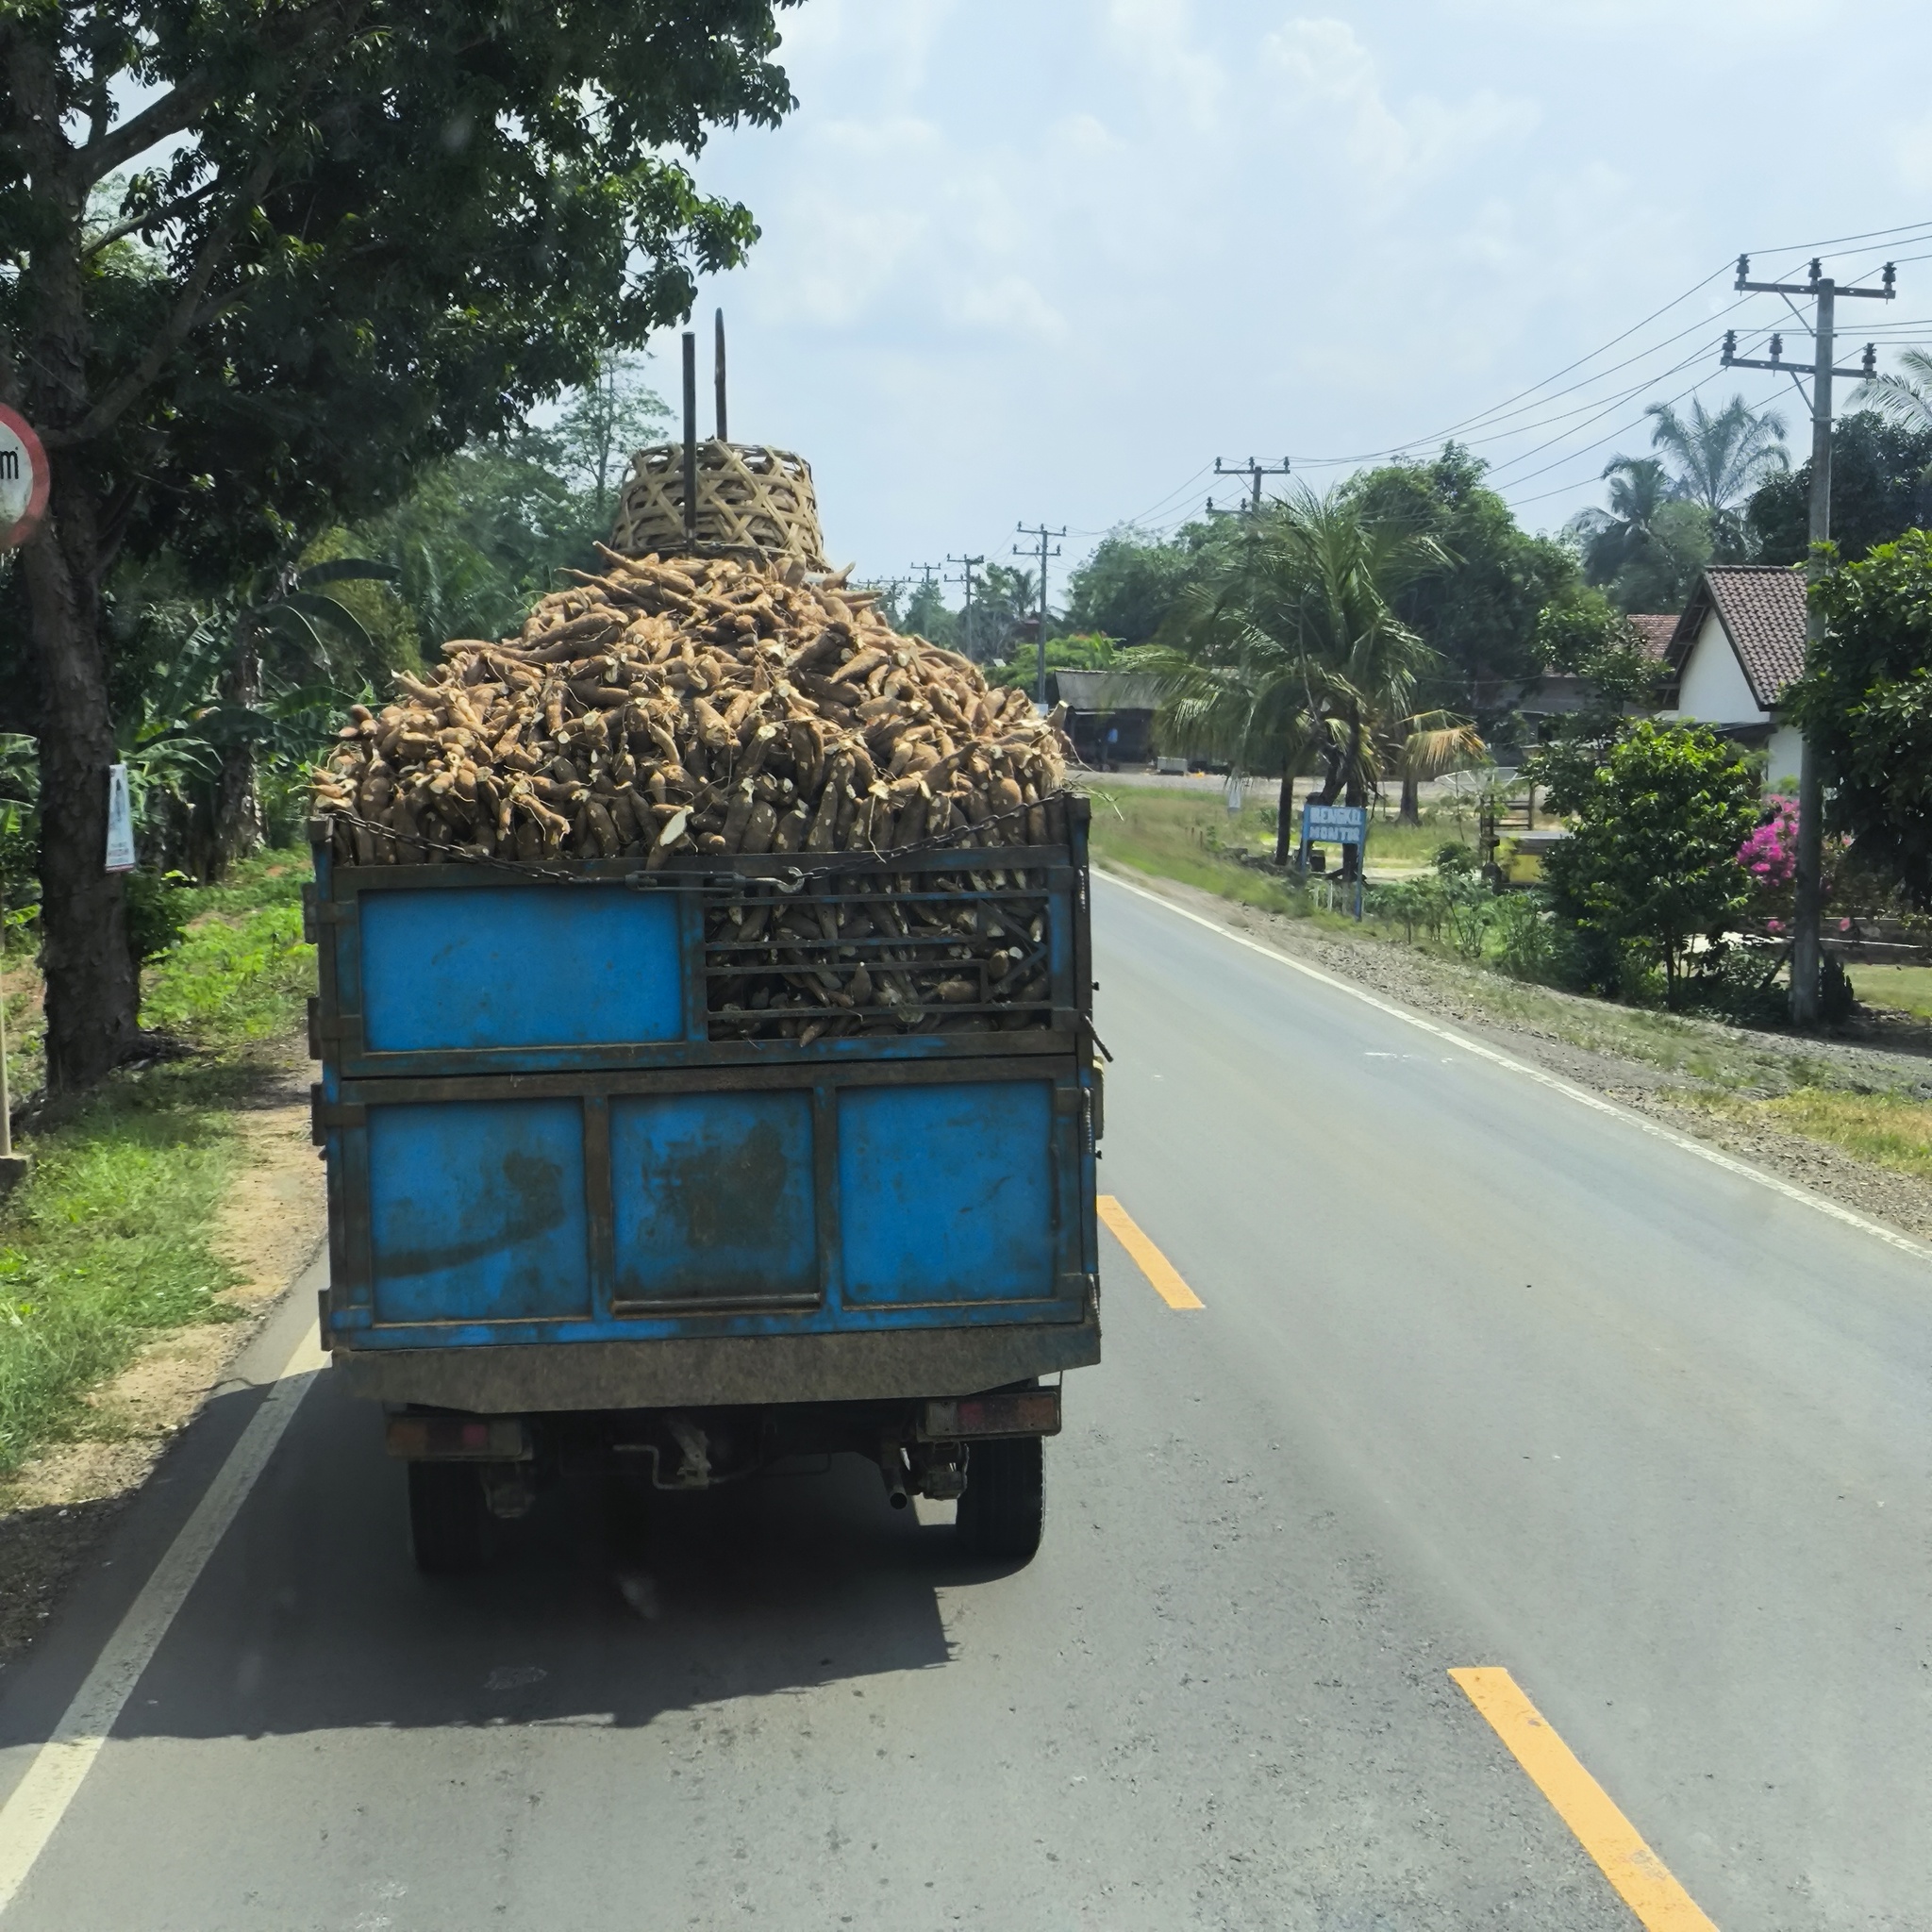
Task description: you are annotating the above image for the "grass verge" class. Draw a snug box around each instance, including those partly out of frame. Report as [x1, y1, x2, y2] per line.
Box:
[1682, 1088, 1932, 1184]
[0, 853, 313, 1483]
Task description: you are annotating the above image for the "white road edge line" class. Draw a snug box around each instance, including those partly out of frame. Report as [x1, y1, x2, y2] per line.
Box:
[1098, 868, 1932, 1265]
[0, 1323, 327, 1916]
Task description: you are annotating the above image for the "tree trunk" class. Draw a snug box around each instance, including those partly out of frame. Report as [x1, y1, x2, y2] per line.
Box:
[212, 615, 264, 877]
[11, 42, 142, 1092]
[1398, 771, 1421, 825]
[22, 486, 141, 1093]
[1274, 757, 1295, 867]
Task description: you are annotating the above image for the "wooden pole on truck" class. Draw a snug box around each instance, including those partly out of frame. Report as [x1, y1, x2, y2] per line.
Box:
[714, 308, 728, 443]
[681, 330, 699, 547]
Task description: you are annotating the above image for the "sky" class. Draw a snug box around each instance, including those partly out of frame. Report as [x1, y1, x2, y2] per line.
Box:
[652, 0, 1932, 600]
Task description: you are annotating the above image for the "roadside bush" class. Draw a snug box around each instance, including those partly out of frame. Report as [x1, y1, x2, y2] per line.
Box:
[1492, 891, 1557, 981]
[1542, 722, 1759, 1008]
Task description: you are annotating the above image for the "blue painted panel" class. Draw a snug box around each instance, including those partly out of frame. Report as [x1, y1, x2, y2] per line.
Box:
[359, 889, 682, 1052]
[839, 1083, 1056, 1304]
[369, 1100, 590, 1324]
[610, 1091, 819, 1304]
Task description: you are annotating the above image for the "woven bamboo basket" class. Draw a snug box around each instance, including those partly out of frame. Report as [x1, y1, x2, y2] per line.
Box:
[609, 441, 828, 570]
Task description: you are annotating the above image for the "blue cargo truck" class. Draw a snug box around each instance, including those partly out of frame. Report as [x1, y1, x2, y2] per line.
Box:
[308, 801, 1101, 1571]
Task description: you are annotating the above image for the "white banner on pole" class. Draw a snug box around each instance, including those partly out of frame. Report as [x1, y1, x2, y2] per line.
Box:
[104, 765, 136, 873]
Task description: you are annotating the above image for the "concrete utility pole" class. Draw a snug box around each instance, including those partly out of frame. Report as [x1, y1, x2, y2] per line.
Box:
[909, 561, 942, 591]
[713, 308, 728, 441]
[1723, 254, 1893, 1024]
[947, 553, 984, 659]
[1014, 524, 1065, 709]
[1213, 457, 1291, 513]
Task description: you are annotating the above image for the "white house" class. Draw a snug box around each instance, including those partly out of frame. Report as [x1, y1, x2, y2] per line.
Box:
[1664, 564, 1808, 789]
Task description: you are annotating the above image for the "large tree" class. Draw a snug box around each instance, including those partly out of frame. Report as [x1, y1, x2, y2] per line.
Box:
[1346, 442, 1575, 718]
[1062, 523, 1222, 648]
[1746, 410, 1932, 566]
[2, 0, 792, 1090]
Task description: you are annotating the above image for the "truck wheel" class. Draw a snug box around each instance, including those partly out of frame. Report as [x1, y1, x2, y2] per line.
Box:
[408, 1461, 488, 1574]
[957, 1436, 1043, 1562]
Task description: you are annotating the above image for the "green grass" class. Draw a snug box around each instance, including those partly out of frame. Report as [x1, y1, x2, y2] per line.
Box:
[0, 1066, 248, 1477]
[0, 852, 314, 1484]
[1842, 963, 1932, 1023]
[142, 858, 312, 1047]
[1685, 1087, 1932, 1183]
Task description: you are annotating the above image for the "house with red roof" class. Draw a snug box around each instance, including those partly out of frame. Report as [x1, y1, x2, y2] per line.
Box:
[1663, 564, 1808, 789]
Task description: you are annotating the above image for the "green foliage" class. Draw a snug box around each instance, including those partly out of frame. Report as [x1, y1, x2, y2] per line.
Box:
[122, 870, 192, 969]
[1541, 722, 1760, 1003]
[1568, 458, 1714, 612]
[1641, 394, 1789, 558]
[141, 859, 313, 1046]
[4, 0, 793, 593]
[1749, 413, 1932, 565]
[986, 633, 1119, 691]
[1789, 528, 1932, 907]
[1525, 587, 1671, 810]
[901, 580, 957, 646]
[1130, 484, 1450, 819]
[1491, 891, 1557, 981]
[545, 351, 672, 526]
[0, 1069, 243, 1478]
[1063, 525, 1223, 647]
[1346, 443, 1577, 708]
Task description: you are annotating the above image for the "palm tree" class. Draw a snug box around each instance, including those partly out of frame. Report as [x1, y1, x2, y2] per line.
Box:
[1644, 395, 1788, 512]
[1567, 456, 1676, 586]
[1853, 346, 1932, 432]
[1130, 486, 1467, 864]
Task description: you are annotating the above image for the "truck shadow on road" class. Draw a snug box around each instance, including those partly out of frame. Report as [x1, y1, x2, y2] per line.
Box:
[44, 1373, 1025, 1745]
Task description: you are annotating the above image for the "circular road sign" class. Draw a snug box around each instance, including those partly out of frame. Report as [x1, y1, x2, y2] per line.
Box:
[0, 404, 49, 552]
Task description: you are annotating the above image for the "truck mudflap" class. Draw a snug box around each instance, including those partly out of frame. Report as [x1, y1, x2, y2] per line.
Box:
[332, 1314, 1100, 1415]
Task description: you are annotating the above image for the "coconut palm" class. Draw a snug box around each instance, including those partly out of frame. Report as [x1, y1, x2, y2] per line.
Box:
[1644, 395, 1788, 512]
[1853, 347, 1932, 432]
[1130, 486, 1469, 863]
[1567, 456, 1676, 586]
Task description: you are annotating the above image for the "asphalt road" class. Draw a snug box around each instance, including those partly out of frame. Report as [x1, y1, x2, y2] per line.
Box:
[2, 874, 1926, 1929]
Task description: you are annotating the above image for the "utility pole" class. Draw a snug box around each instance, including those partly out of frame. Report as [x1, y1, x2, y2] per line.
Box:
[908, 561, 942, 591]
[947, 553, 984, 658]
[1014, 523, 1065, 709]
[1213, 457, 1291, 514]
[714, 308, 728, 441]
[1723, 254, 1893, 1024]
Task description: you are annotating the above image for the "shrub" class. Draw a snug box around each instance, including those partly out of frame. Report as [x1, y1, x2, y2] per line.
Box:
[1542, 722, 1759, 1007]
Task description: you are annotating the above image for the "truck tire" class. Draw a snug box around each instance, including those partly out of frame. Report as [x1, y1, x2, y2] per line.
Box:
[408, 1461, 488, 1574]
[957, 1436, 1043, 1562]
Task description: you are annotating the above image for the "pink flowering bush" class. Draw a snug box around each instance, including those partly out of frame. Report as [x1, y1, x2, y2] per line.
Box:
[1739, 795, 1798, 891]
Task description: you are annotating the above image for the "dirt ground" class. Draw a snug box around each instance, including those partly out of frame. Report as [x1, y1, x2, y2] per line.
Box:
[0, 1045, 325, 1676]
[1105, 863, 1932, 1248]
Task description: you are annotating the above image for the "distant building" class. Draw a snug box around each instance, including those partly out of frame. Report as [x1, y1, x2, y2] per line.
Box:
[1052, 670, 1162, 770]
[1662, 564, 1807, 787]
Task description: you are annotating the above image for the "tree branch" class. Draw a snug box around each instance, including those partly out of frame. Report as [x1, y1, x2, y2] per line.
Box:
[82, 177, 217, 258]
[68, 71, 219, 188]
[47, 146, 280, 448]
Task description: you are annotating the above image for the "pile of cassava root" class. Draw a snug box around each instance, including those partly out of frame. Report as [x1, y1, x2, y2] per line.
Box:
[310, 546, 1078, 1041]
[311, 544, 1072, 869]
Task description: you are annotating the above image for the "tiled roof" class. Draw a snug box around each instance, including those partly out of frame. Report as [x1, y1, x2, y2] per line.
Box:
[1625, 613, 1676, 660]
[1667, 565, 1807, 709]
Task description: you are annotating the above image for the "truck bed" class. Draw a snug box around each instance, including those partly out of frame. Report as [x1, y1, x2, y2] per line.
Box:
[308, 808, 1101, 1414]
